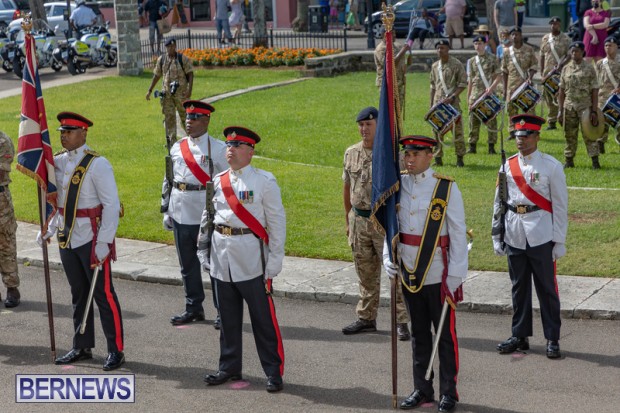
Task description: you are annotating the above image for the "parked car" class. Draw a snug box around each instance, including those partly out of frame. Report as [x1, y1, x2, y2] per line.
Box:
[8, 2, 103, 36]
[366, 0, 479, 40]
[0, 0, 27, 31]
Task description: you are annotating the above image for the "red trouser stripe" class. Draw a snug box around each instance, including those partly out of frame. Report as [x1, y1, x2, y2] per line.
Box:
[449, 308, 459, 401]
[103, 260, 123, 352]
[266, 279, 284, 376]
[553, 261, 559, 297]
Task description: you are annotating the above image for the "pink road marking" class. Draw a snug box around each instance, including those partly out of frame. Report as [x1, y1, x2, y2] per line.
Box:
[61, 365, 75, 370]
[229, 381, 251, 390]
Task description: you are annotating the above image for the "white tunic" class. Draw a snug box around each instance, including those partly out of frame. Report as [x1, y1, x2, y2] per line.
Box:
[51, 144, 120, 248]
[396, 168, 468, 285]
[492, 150, 568, 249]
[166, 133, 227, 225]
[209, 165, 286, 282]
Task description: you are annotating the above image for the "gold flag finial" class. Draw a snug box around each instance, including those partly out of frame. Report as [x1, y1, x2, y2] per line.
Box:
[380, 3, 395, 33]
[21, 12, 33, 34]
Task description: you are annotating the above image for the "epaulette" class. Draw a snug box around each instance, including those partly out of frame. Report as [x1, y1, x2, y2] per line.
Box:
[54, 148, 68, 156]
[84, 149, 100, 157]
[433, 172, 454, 182]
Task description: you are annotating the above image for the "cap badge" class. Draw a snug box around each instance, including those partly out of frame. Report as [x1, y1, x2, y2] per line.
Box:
[230, 131, 237, 139]
[369, 114, 373, 119]
[189, 104, 195, 111]
[520, 119, 526, 126]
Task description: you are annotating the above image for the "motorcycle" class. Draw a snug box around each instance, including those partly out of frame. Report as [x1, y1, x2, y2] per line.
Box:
[0, 27, 9, 72]
[11, 20, 64, 78]
[54, 21, 117, 76]
[0, 25, 20, 73]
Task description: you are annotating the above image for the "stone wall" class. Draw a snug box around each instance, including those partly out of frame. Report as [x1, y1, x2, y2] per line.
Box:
[114, 0, 143, 76]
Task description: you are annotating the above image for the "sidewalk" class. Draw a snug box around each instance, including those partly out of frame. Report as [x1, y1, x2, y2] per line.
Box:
[16, 222, 620, 320]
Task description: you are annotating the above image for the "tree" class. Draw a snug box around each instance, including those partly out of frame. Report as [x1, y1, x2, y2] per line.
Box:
[252, 0, 268, 47]
[27, 0, 47, 25]
[486, 0, 499, 44]
[291, 0, 309, 32]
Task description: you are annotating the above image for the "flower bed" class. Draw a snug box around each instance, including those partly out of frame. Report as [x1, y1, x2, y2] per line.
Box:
[181, 47, 342, 67]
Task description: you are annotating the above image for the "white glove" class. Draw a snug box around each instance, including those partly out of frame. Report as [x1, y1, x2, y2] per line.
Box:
[197, 249, 210, 272]
[446, 275, 463, 294]
[383, 257, 398, 279]
[493, 239, 506, 256]
[95, 242, 110, 262]
[265, 273, 278, 280]
[552, 243, 566, 261]
[163, 214, 174, 231]
[36, 229, 55, 247]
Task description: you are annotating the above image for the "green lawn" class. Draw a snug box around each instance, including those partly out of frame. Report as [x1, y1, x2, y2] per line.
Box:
[2, 70, 619, 277]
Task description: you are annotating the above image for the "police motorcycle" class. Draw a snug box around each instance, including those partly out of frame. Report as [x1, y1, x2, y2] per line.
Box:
[0, 25, 21, 73]
[54, 20, 117, 76]
[11, 20, 64, 78]
[0, 27, 10, 72]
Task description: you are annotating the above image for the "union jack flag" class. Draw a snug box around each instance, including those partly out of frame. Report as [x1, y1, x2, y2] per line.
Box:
[16, 31, 57, 229]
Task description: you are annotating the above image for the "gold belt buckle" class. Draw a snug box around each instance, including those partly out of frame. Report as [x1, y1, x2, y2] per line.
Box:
[222, 226, 232, 236]
[178, 183, 187, 191]
[516, 205, 527, 214]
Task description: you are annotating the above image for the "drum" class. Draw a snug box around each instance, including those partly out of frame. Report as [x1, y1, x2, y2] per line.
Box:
[424, 102, 461, 136]
[580, 107, 606, 142]
[510, 82, 541, 112]
[471, 93, 503, 124]
[542, 72, 560, 96]
[602, 94, 620, 129]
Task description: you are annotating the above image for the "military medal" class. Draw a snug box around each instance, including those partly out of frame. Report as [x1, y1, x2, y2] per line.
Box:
[530, 172, 539, 185]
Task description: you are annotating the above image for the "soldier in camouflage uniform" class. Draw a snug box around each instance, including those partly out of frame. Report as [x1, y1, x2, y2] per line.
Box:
[342, 107, 410, 341]
[430, 39, 468, 167]
[375, 39, 408, 116]
[558, 41, 601, 169]
[595, 36, 620, 155]
[0, 131, 20, 308]
[502, 28, 537, 124]
[146, 38, 194, 143]
[539, 17, 570, 130]
[467, 35, 502, 155]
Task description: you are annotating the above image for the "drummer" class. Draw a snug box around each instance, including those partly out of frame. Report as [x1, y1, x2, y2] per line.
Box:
[467, 34, 502, 155]
[539, 16, 571, 131]
[430, 39, 468, 167]
[501, 27, 538, 132]
[558, 41, 601, 169]
[595, 36, 620, 155]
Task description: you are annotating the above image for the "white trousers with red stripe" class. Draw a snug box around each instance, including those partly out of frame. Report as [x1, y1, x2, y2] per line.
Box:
[213, 275, 284, 378]
[59, 241, 124, 353]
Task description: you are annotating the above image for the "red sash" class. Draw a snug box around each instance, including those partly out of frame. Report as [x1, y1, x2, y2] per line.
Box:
[508, 156, 553, 213]
[180, 138, 211, 185]
[220, 170, 269, 245]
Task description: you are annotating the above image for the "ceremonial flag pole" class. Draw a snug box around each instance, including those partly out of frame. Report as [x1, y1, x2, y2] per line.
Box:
[370, 4, 403, 409]
[15, 15, 58, 361]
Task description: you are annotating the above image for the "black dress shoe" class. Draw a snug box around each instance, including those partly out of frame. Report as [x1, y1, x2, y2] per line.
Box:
[213, 314, 221, 330]
[438, 394, 458, 412]
[204, 371, 242, 385]
[266, 376, 283, 393]
[400, 389, 432, 410]
[496, 336, 529, 354]
[342, 319, 377, 335]
[546, 340, 561, 359]
[4, 287, 20, 308]
[55, 348, 93, 365]
[397, 323, 410, 341]
[170, 310, 205, 325]
[103, 351, 125, 371]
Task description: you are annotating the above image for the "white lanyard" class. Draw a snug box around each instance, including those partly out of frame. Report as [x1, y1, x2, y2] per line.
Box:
[475, 55, 490, 89]
[549, 36, 561, 65]
[603, 58, 619, 89]
[438, 60, 453, 97]
[509, 46, 527, 80]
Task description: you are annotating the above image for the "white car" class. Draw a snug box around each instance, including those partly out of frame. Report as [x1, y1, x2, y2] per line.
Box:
[8, 2, 76, 35]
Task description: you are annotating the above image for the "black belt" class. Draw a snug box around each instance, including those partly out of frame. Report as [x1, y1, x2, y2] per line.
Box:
[507, 204, 541, 214]
[352, 206, 371, 218]
[173, 181, 206, 191]
[0, 185, 6, 193]
[215, 224, 254, 236]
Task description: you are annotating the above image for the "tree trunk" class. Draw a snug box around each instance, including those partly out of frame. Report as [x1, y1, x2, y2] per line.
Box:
[291, 0, 309, 32]
[27, 0, 47, 24]
[252, 0, 268, 47]
[485, 0, 498, 44]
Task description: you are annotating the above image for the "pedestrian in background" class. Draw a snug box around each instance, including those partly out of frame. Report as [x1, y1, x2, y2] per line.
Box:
[0, 131, 20, 309]
[215, 0, 234, 44]
[143, 0, 166, 54]
[341, 107, 410, 341]
[515, 0, 526, 29]
[229, 0, 244, 44]
[493, 114, 568, 361]
[494, 0, 517, 35]
[203, 126, 286, 393]
[584, 0, 610, 63]
[441, 0, 466, 49]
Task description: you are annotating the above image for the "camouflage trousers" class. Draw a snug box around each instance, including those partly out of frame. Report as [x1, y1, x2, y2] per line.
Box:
[543, 90, 559, 124]
[468, 113, 498, 145]
[434, 116, 466, 157]
[349, 213, 409, 323]
[563, 107, 600, 158]
[161, 94, 186, 140]
[0, 189, 19, 289]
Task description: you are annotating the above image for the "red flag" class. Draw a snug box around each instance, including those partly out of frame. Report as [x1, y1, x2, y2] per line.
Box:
[16, 31, 57, 229]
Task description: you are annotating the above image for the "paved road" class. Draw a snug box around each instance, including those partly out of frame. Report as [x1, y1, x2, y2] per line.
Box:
[1, 264, 619, 412]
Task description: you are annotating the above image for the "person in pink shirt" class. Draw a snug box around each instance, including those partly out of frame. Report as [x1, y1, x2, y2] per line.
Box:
[441, 0, 467, 49]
